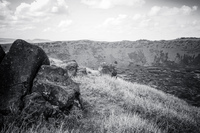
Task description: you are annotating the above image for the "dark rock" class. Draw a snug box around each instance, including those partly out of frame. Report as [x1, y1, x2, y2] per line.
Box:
[77, 67, 87, 76]
[28, 65, 82, 119]
[98, 62, 117, 77]
[0, 113, 3, 130]
[0, 39, 50, 115]
[22, 92, 63, 123]
[63, 60, 78, 77]
[0, 45, 5, 63]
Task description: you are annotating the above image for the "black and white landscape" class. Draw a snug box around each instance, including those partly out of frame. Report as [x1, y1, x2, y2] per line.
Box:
[0, 0, 200, 133]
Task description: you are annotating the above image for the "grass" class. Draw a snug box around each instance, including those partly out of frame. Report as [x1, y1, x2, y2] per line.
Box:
[1, 74, 200, 133]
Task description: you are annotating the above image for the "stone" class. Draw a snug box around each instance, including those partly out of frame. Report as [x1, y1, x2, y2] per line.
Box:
[0, 113, 3, 130]
[49, 57, 63, 67]
[63, 60, 78, 77]
[98, 62, 117, 77]
[0, 39, 50, 115]
[30, 65, 82, 117]
[22, 92, 63, 123]
[77, 67, 87, 76]
[0, 45, 5, 63]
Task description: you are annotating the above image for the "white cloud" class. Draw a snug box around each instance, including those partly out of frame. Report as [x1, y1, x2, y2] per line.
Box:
[181, 5, 197, 15]
[98, 4, 199, 38]
[15, 0, 68, 21]
[148, 6, 161, 16]
[17, 26, 35, 31]
[132, 14, 145, 20]
[43, 27, 52, 32]
[0, 0, 13, 20]
[103, 14, 127, 26]
[58, 20, 73, 28]
[149, 5, 198, 16]
[0, 0, 70, 33]
[81, 0, 145, 9]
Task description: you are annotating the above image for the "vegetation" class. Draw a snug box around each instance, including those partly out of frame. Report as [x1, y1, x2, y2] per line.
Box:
[1, 75, 200, 133]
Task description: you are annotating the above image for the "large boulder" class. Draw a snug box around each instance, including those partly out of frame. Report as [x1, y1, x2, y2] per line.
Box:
[22, 92, 63, 123]
[77, 67, 87, 76]
[0, 39, 50, 115]
[98, 62, 117, 77]
[0, 45, 5, 63]
[63, 60, 78, 77]
[23, 65, 82, 121]
[49, 59, 79, 77]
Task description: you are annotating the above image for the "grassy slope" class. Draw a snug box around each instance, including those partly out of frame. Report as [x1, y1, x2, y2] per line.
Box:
[2, 75, 200, 133]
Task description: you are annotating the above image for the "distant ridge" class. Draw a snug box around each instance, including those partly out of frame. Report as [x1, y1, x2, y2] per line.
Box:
[33, 38, 200, 69]
[0, 38, 51, 44]
[1, 37, 200, 68]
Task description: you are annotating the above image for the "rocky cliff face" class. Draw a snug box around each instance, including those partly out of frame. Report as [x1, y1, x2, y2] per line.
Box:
[34, 38, 200, 69]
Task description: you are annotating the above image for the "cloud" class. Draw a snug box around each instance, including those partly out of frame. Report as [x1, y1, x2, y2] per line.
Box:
[132, 14, 145, 20]
[149, 5, 198, 16]
[15, 0, 68, 21]
[98, 4, 199, 38]
[0, 0, 13, 20]
[81, 0, 145, 9]
[102, 14, 127, 26]
[43, 27, 52, 32]
[148, 6, 161, 16]
[58, 20, 73, 28]
[0, 0, 70, 33]
[17, 26, 35, 31]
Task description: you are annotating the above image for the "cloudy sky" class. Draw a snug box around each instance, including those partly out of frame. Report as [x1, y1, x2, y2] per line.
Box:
[0, 0, 200, 41]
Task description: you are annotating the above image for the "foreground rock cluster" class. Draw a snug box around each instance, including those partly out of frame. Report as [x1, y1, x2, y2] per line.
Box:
[0, 40, 82, 129]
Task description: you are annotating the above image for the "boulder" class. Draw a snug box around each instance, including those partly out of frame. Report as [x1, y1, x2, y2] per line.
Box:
[22, 92, 63, 123]
[63, 60, 78, 77]
[49, 57, 63, 67]
[77, 67, 87, 76]
[24, 65, 82, 120]
[0, 39, 50, 115]
[98, 62, 117, 77]
[49, 59, 79, 77]
[0, 113, 3, 130]
[0, 45, 5, 63]
[86, 68, 100, 76]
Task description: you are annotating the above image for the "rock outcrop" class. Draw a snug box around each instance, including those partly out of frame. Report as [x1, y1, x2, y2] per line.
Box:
[77, 67, 87, 76]
[22, 92, 63, 123]
[63, 60, 78, 77]
[0, 39, 50, 115]
[0, 45, 5, 63]
[23, 65, 82, 121]
[98, 62, 117, 77]
[49, 58, 79, 77]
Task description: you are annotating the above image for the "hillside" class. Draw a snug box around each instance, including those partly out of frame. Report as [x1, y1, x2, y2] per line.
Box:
[33, 38, 200, 107]
[2, 75, 200, 133]
[1, 38, 200, 69]
[1, 39, 200, 132]
[33, 38, 200, 69]
[1, 38, 200, 107]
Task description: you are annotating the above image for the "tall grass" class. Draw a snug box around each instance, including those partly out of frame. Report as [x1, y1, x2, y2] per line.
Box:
[1, 75, 200, 133]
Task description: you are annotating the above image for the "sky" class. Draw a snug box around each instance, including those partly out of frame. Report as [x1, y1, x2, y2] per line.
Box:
[0, 0, 200, 41]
